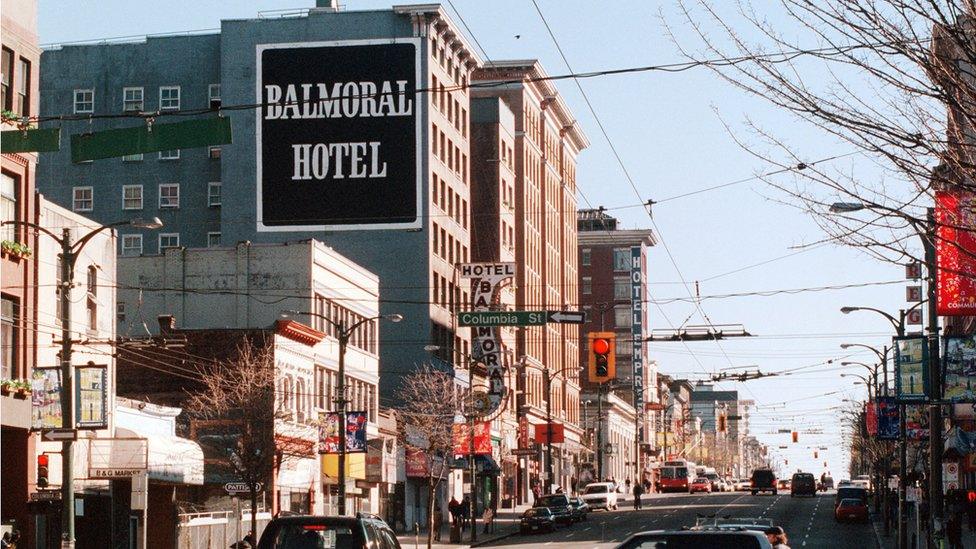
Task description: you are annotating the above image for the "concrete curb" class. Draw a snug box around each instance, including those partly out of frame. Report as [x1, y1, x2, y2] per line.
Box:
[469, 529, 518, 547]
[870, 516, 887, 549]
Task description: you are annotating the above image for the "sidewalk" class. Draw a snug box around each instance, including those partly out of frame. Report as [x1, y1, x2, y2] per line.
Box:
[396, 504, 532, 549]
[871, 512, 976, 548]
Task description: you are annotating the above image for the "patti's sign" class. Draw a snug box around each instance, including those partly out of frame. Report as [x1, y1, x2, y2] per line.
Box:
[256, 39, 421, 231]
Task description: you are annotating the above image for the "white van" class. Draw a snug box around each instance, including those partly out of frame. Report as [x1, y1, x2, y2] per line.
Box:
[579, 482, 619, 511]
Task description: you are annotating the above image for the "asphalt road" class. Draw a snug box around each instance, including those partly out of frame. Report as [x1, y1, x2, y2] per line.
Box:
[481, 491, 878, 548]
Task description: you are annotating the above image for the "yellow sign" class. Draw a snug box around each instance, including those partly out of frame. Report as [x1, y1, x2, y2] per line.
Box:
[322, 454, 366, 480]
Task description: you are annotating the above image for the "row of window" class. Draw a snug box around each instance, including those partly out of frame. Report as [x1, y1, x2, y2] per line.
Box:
[1, 172, 17, 242]
[430, 36, 468, 93]
[1, 47, 30, 117]
[430, 76, 468, 138]
[120, 231, 220, 256]
[312, 368, 377, 422]
[72, 182, 220, 212]
[580, 247, 636, 271]
[431, 272, 469, 314]
[431, 173, 468, 228]
[431, 221, 469, 266]
[311, 294, 378, 355]
[432, 123, 469, 183]
[73, 84, 220, 114]
[1, 294, 17, 380]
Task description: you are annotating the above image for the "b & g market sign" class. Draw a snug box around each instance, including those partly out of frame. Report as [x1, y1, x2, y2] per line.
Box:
[256, 39, 422, 231]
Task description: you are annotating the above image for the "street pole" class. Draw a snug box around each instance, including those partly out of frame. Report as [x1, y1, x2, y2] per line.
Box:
[469, 366, 477, 543]
[596, 383, 604, 481]
[59, 229, 75, 549]
[544, 367, 553, 494]
[924, 207, 943, 545]
[336, 323, 349, 516]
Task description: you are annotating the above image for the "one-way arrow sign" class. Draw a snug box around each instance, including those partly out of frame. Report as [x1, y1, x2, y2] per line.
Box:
[41, 429, 77, 441]
[547, 310, 585, 324]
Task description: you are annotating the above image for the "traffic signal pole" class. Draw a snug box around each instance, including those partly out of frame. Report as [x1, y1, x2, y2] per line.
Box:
[924, 208, 943, 545]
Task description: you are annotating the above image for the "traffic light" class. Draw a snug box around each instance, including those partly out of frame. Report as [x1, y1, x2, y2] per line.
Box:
[718, 415, 727, 433]
[37, 454, 49, 488]
[792, 431, 799, 443]
[814, 451, 819, 459]
[587, 332, 616, 383]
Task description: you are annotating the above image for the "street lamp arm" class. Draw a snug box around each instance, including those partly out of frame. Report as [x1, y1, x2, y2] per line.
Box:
[1, 219, 63, 243]
[283, 310, 400, 340]
[841, 306, 902, 333]
[68, 220, 132, 257]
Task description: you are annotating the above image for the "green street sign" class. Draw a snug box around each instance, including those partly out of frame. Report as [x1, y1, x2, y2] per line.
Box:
[457, 310, 548, 327]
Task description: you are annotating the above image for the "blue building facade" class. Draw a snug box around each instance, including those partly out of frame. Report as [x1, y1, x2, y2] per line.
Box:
[37, 4, 484, 406]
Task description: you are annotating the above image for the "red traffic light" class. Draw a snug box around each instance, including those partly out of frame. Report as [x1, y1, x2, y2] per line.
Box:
[592, 338, 611, 355]
[37, 454, 49, 467]
[968, 490, 976, 503]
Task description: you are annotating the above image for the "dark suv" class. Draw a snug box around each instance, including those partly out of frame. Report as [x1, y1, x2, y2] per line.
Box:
[791, 472, 817, 497]
[750, 468, 777, 495]
[257, 514, 401, 549]
[533, 493, 574, 525]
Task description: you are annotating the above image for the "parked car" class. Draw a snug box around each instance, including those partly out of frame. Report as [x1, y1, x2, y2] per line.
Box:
[735, 478, 752, 491]
[580, 482, 618, 511]
[567, 497, 589, 522]
[616, 530, 773, 549]
[704, 472, 723, 492]
[533, 493, 574, 525]
[257, 513, 400, 549]
[519, 507, 556, 534]
[690, 477, 713, 493]
[791, 472, 817, 497]
[751, 468, 777, 495]
[835, 498, 869, 523]
[835, 486, 868, 507]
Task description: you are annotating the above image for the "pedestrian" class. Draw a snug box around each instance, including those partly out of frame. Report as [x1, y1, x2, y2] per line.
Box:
[632, 481, 644, 510]
[625, 477, 632, 493]
[460, 495, 471, 531]
[482, 505, 494, 534]
[571, 476, 578, 495]
[764, 526, 791, 549]
[433, 501, 443, 541]
[531, 482, 542, 502]
[449, 496, 461, 530]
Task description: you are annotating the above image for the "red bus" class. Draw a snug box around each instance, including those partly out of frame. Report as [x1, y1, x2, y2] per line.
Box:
[657, 459, 697, 493]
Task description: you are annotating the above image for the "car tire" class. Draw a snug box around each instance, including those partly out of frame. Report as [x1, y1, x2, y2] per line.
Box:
[751, 490, 757, 495]
[773, 490, 778, 496]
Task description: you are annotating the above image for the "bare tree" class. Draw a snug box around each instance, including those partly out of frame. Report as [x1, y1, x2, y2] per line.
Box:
[185, 340, 309, 543]
[395, 365, 461, 549]
[670, 1, 976, 265]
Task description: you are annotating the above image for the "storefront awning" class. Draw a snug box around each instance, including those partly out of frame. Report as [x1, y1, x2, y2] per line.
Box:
[115, 427, 204, 485]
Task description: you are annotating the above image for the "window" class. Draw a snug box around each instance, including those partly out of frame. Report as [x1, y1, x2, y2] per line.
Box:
[208, 84, 221, 109]
[158, 233, 180, 251]
[73, 187, 93, 211]
[159, 86, 180, 110]
[158, 184, 179, 208]
[208, 182, 221, 207]
[122, 87, 143, 112]
[581, 248, 591, 266]
[614, 306, 632, 328]
[73, 89, 94, 114]
[122, 153, 143, 162]
[207, 232, 220, 248]
[122, 185, 143, 210]
[582, 276, 592, 295]
[1, 295, 16, 379]
[1, 172, 18, 242]
[614, 276, 630, 300]
[613, 248, 631, 271]
[121, 234, 142, 256]
[16, 58, 29, 117]
[208, 146, 221, 160]
[86, 266, 98, 331]
[158, 149, 180, 160]
[0, 48, 12, 111]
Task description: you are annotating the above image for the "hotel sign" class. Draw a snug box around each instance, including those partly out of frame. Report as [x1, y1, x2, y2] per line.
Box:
[256, 39, 422, 231]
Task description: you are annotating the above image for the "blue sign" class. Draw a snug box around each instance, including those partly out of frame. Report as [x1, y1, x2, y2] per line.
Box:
[875, 397, 899, 440]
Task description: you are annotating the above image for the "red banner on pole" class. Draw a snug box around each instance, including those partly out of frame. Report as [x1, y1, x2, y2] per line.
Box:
[865, 401, 878, 437]
[534, 422, 565, 444]
[452, 422, 491, 455]
[936, 190, 976, 316]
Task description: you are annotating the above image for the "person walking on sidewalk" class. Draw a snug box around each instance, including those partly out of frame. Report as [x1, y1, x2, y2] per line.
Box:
[632, 481, 644, 510]
[433, 501, 443, 541]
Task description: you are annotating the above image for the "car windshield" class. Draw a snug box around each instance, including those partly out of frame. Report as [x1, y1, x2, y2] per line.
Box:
[524, 508, 549, 517]
[694, 478, 709, 483]
[263, 524, 358, 549]
[716, 518, 773, 527]
[705, 473, 719, 480]
[536, 495, 567, 507]
[618, 533, 765, 548]
[584, 484, 608, 494]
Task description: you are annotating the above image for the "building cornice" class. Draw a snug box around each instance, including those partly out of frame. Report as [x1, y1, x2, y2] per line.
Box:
[578, 229, 657, 247]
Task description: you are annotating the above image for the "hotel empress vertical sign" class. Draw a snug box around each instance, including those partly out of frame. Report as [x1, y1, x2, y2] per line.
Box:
[256, 39, 422, 231]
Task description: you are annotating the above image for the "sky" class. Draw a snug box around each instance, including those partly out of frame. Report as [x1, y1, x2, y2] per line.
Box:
[37, 0, 914, 477]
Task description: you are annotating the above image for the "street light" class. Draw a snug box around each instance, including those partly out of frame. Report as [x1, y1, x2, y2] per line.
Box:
[841, 343, 889, 395]
[2, 216, 162, 548]
[833, 199, 943, 543]
[281, 309, 401, 516]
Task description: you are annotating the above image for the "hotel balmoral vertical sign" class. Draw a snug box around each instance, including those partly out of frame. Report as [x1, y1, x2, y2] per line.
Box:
[256, 39, 422, 231]
[631, 247, 645, 439]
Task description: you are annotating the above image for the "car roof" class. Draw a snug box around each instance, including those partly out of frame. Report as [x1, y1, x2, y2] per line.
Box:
[265, 515, 362, 526]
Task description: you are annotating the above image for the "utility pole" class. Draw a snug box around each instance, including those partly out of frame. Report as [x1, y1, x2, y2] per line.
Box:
[336, 322, 349, 517]
[596, 383, 604, 480]
[924, 207, 943, 545]
[58, 229, 76, 549]
[544, 367, 553, 493]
